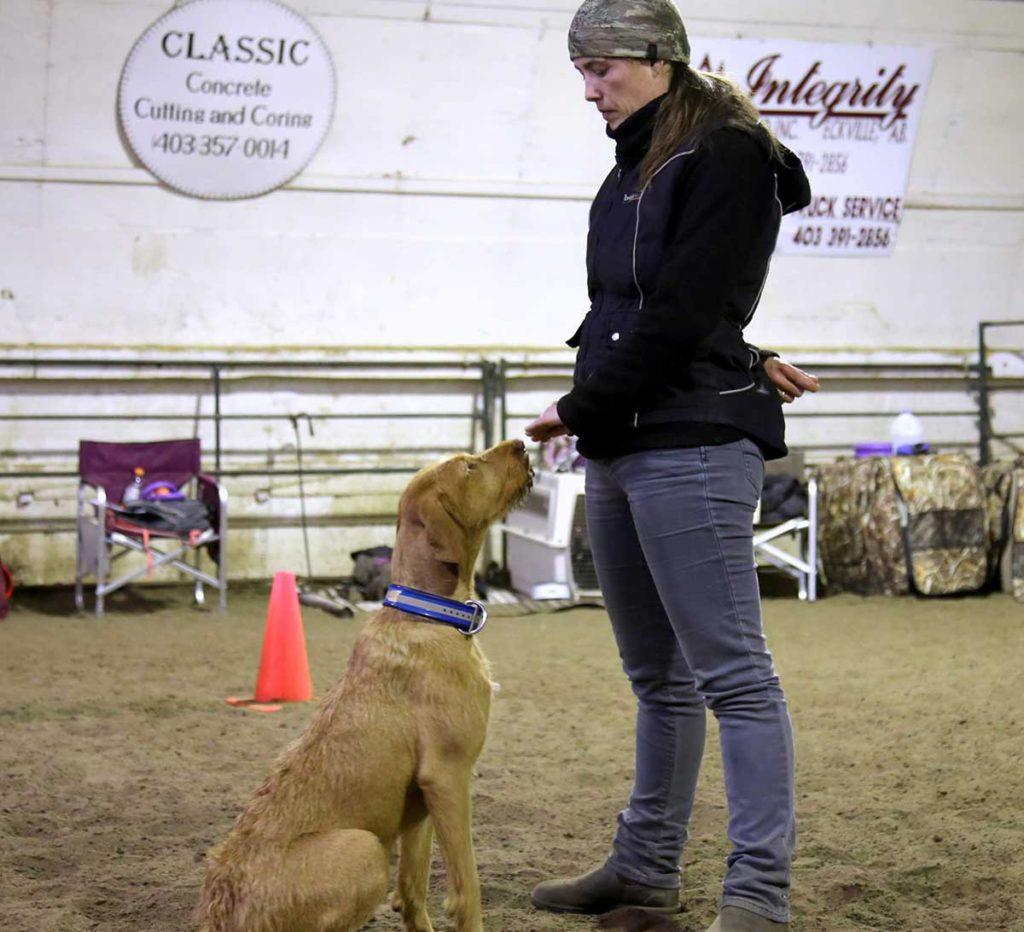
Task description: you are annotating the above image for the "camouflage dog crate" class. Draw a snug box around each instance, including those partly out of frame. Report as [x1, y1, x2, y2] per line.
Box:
[813, 453, 1021, 597]
[986, 460, 1024, 602]
[1010, 466, 1024, 602]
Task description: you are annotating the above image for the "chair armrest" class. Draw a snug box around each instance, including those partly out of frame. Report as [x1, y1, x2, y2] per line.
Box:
[197, 473, 228, 508]
[197, 474, 228, 547]
[78, 480, 108, 509]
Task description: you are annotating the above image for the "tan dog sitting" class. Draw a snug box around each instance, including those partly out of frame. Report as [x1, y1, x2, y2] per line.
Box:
[195, 440, 533, 932]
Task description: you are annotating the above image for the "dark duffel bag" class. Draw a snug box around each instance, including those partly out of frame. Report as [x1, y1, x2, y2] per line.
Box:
[117, 499, 212, 535]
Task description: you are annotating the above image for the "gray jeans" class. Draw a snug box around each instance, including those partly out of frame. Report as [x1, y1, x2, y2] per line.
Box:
[585, 440, 795, 923]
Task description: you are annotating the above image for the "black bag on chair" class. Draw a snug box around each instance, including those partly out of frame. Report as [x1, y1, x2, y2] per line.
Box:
[760, 475, 808, 525]
[118, 499, 212, 536]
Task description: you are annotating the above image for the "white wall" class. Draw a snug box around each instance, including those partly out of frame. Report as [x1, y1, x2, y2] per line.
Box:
[3, 0, 1023, 352]
[1, 0, 1022, 584]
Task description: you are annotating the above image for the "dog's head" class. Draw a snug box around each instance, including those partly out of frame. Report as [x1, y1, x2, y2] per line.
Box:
[392, 440, 533, 591]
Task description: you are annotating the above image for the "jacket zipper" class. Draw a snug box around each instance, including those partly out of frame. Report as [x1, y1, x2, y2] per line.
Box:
[619, 165, 638, 429]
[632, 148, 696, 313]
[628, 150, 695, 428]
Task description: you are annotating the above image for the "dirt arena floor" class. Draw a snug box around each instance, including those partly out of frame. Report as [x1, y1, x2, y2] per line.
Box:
[1, 585, 1021, 932]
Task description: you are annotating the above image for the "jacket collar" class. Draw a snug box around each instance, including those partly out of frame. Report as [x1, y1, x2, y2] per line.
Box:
[607, 96, 811, 215]
[608, 94, 666, 170]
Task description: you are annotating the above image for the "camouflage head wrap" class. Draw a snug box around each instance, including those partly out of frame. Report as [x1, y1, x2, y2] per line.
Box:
[568, 0, 690, 64]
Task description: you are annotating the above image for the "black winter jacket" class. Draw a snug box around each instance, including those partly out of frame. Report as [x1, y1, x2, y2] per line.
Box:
[556, 96, 811, 460]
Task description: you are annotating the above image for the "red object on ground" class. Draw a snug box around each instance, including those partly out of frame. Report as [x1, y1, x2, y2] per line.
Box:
[225, 571, 313, 712]
[253, 571, 313, 703]
[0, 560, 12, 620]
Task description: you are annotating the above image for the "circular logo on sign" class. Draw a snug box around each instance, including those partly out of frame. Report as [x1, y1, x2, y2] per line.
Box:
[118, 0, 335, 199]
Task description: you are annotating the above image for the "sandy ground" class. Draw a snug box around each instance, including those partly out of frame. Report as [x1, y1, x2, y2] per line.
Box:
[1, 586, 1022, 932]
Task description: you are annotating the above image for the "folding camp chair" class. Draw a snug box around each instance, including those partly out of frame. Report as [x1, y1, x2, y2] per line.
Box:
[75, 438, 227, 616]
[753, 451, 818, 602]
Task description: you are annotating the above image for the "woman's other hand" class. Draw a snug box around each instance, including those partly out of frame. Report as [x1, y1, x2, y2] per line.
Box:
[764, 358, 821, 404]
[525, 403, 570, 443]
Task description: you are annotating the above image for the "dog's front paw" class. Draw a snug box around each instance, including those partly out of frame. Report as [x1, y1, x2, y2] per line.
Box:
[403, 907, 435, 931]
[402, 912, 435, 932]
[391, 891, 434, 931]
[443, 895, 482, 931]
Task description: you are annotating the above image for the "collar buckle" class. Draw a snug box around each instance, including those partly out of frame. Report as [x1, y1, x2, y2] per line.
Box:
[463, 599, 488, 637]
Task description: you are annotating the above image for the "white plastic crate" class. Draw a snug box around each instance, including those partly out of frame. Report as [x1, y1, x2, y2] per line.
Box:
[502, 472, 600, 600]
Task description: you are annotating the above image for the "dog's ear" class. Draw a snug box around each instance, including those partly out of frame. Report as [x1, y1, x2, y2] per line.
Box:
[417, 492, 464, 565]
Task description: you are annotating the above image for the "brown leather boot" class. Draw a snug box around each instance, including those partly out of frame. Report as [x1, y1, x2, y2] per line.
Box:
[706, 905, 789, 931]
[531, 863, 680, 915]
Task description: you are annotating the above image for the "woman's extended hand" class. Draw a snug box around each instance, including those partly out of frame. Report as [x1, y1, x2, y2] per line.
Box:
[764, 358, 821, 404]
[525, 403, 570, 443]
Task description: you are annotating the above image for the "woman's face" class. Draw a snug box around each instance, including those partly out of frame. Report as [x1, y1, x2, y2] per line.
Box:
[573, 57, 670, 130]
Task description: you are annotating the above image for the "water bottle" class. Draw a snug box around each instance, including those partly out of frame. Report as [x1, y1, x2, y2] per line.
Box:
[123, 467, 145, 504]
[890, 411, 925, 455]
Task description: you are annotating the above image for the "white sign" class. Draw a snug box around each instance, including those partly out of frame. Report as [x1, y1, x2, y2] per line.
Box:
[118, 0, 335, 199]
[692, 38, 934, 257]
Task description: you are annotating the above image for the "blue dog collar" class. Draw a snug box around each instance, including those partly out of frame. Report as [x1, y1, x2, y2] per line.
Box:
[383, 584, 488, 636]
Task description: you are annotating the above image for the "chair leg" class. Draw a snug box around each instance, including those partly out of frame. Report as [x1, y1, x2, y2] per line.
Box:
[75, 490, 86, 613]
[96, 537, 108, 618]
[194, 575, 206, 606]
[217, 525, 227, 614]
[807, 477, 818, 603]
[75, 531, 85, 614]
[218, 550, 227, 613]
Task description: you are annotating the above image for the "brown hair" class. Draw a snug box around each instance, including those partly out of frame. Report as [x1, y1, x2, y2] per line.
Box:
[639, 64, 782, 187]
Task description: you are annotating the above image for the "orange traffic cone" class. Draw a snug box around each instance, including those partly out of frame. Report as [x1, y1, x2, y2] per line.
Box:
[226, 571, 313, 712]
[254, 571, 313, 702]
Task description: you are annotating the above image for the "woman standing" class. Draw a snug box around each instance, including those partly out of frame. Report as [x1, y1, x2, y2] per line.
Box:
[525, 2, 819, 930]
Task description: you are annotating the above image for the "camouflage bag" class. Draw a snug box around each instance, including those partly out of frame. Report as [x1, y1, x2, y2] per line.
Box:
[1004, 465, 1024, 602]
[979, 460, 1016, 584]
[888, 454, 988, 596]
[817, 454, 991, 597]
[814, 458, 909, 595]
